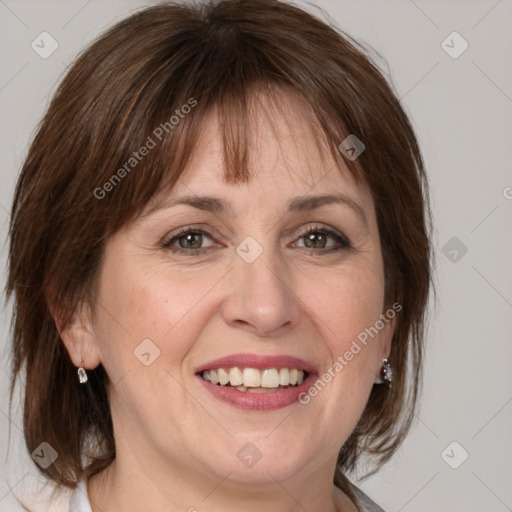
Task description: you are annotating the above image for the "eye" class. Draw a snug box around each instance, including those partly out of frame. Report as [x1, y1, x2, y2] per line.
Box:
[292, 224, 351, 254]
[162, 227, 219, 254]
[162, 224, 351, 256]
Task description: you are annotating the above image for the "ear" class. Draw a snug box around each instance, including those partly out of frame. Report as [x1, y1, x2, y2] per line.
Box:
[54, 302, 101, 370]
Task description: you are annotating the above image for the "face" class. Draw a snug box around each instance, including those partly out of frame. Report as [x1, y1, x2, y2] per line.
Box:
[69, 95, 393, 492]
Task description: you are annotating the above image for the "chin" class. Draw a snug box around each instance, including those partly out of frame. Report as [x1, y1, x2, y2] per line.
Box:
[204, 433, 315, 485]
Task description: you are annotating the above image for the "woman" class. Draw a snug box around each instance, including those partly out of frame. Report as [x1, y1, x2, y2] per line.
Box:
[7, 1, 431, 510]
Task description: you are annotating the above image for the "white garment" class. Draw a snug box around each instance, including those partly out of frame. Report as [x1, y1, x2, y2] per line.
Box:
[68, 479, 384, 511]
[69, 480, 92, 512]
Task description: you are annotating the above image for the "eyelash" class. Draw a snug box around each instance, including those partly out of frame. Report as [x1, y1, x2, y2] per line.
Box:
[161, 224, 351, 256]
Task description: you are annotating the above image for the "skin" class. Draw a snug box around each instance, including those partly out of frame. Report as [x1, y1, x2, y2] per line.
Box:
[61, 93, 393, 512]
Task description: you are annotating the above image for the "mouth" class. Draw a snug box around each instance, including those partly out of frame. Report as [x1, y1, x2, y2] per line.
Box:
[200, 367, 309, 393]
[194, 353, 317, 410]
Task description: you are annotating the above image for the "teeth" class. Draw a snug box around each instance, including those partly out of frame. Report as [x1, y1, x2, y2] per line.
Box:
[243, 368, 261, 387]
[229, 367, 243, 386]
[218, 368, 229, 385]
[247, 387, 280, 393]
[261, 368, 280, 388]
[201, 367, 308, 388]
[209, 369, 219, 385]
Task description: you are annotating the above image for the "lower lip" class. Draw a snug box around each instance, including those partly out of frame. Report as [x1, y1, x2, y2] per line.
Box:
[197, 373, 317, 411]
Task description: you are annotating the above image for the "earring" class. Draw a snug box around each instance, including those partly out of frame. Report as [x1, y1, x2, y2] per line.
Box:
[375, 358, 392, 386]
[77, 358, 88, 384]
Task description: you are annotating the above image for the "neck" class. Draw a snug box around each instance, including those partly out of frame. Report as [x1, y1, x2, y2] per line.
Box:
[87, 449, 356, 512]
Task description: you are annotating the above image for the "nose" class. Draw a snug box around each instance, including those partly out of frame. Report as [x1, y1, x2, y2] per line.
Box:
[221, 243, 301, 338]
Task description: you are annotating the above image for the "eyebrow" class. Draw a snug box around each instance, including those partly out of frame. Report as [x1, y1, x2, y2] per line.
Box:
[144, 193, 367, 225]
[288, 194, 366, 224]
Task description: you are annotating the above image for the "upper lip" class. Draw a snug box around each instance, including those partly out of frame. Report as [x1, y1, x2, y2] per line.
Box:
[195, 353, 318, 374]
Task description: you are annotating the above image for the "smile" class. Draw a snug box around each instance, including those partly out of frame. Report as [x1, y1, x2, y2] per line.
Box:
[201, 367, 307, 392]
[195, 353, 317, 410]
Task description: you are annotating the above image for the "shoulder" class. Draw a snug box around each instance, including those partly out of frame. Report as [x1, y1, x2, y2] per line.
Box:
[350, 483, 386, 512]
[69, 479, 92, 512]
[334, 480, 386, 512]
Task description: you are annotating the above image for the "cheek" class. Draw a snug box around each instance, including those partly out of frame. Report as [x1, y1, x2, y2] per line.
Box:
[298, 260, 386, 420]
[93, 257, 228, 373]
[302, 261, 385, 349]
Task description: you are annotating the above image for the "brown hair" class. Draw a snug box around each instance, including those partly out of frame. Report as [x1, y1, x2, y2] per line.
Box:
[6, 0, 432, 501]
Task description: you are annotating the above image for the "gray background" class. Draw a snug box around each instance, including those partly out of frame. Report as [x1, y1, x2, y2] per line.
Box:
[1, 0, 511, 510]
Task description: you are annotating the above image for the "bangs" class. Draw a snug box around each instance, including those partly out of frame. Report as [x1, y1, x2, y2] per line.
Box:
[98, 73, 361, 240]
[79, 1, 372, 239]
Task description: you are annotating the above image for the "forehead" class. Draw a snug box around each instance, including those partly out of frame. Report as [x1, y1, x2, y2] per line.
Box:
[171, 92, 365, 199]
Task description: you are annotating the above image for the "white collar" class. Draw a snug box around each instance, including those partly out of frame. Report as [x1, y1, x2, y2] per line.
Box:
[68, 477, 383, 511]
[69, 479, 92, 512]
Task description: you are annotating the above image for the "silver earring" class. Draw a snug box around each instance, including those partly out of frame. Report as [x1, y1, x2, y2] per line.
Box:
[77, 358, 88, 384]
[375, 358, 392, 385]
